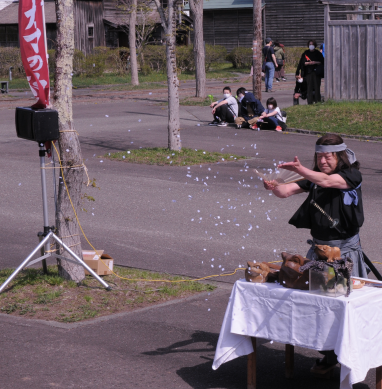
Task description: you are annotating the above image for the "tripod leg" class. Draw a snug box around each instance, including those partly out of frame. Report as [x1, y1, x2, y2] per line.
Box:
[0, 232, 53, 293]
[52, 234, 111, 290]
[38, 233, 48, 275]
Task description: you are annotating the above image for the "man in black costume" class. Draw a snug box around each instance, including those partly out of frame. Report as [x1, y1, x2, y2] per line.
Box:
[263, 133, 368, 373]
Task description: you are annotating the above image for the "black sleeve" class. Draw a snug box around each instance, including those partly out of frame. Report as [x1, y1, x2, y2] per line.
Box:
[296, 53, 305, 76]
[253, 99, 265, 116]
[315, 50, 324, 63]
[337, 169, 362, 189]
[296, 179, 312, 191]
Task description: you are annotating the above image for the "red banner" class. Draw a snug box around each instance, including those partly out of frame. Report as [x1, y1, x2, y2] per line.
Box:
[18, 0, 50, 108]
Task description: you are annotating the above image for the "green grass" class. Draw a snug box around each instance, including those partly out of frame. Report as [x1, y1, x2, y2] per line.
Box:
[179, 96, 215, 106]
[8, 63, 250, 91]
[285, 100, 382, 137]
[0, 265, 215, 322]
[105, 147, 248, 166]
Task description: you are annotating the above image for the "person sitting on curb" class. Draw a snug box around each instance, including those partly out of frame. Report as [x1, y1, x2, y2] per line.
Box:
[209, 86, 238, 127]
[253, 97, 287, 132]
[235, 87, 265, 129]
[293, 74, 308, 105]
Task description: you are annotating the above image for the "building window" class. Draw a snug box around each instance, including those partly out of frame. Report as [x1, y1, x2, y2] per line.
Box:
[0, 25, 19, 47]
[87, 24, 94, 38]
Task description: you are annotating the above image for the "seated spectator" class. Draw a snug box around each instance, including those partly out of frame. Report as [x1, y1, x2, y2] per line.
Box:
[235, 87, 265, 129]
[253, 97, 287, 132]
[293, 75, 308, 105]
[209, 86, 238, 127]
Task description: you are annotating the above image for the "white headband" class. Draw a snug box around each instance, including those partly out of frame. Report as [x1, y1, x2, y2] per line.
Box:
[315, 143, 357, 164]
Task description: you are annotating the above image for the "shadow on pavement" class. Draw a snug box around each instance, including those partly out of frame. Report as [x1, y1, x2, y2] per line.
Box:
[143, 330, 218, 356]
[144, 330, 371, 389]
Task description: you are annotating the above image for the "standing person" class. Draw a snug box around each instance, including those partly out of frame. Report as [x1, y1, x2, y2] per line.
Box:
[262, 38, 278, 92]
[274, 42, 286, 82]
[209, 86, 238, 127]
[297, 40, 324, 104]
[263, 133, 368, 372]
[263, 133, 368, 276]
[254, 97, 286, 132]
[235, 87, 264, 129]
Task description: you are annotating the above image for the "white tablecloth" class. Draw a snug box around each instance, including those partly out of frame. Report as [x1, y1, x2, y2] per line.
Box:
[213, 279, 382, 389]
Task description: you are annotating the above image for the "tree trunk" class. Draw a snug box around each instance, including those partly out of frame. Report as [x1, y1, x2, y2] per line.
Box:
[54, 0, 85, 282]
[153, 0, 181, 150]
[129, 0, 139, 86]
[252, 0, 262, 100]
[166, 5, 181, 150]
[189, 0, 206, 98]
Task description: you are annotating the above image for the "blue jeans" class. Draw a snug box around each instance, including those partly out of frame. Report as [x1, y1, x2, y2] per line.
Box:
[265, 62, 275, 91]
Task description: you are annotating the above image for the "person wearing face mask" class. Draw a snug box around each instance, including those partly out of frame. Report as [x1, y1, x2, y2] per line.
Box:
[209, 86, 238, 127]
[262, 38, 278, 92]
[254, 97, 286, 132]
[234, 87, 265, 129]
[297, 39, 324, 104]
[293, 74, 308, 105]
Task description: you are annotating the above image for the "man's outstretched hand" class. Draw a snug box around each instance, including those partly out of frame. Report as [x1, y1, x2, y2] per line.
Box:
[278, 156, 302, 173]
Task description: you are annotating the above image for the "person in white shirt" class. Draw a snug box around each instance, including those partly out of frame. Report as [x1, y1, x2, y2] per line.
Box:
[209, 86, 238, 127]
[252, 97, 286, 132]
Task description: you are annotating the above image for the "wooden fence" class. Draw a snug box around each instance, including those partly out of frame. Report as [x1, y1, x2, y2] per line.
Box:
[323, 1, 382, 100]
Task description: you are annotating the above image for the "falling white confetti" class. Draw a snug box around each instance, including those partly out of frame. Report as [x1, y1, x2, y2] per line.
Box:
[66, 149, 69, 152]
[100, 160, 103, 163]
[105, 115, 109, 118]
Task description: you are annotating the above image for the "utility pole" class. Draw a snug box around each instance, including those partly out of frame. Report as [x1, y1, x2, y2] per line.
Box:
[252, 0, 262, 100]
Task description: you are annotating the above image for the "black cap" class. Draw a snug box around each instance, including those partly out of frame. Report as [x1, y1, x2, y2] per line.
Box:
[265, 37, 272, 44]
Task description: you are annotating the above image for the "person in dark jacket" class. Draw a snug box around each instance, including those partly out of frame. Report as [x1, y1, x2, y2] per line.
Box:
[235, 87, 265, 129]
[297, 40, 324, 104]
[274, 42, 286, 82]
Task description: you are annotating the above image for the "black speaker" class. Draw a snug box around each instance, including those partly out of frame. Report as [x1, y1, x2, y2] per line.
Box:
[15, 107, 59, 143]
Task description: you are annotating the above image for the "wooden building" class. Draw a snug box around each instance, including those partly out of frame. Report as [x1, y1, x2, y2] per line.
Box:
[0, 0, 57, 49]
[0, 0, 190, 53]
[102, 0, 192, 48]
[321, 0, 382, 100]
[0, 0, 105, 53]
[193, 0, 347, 51]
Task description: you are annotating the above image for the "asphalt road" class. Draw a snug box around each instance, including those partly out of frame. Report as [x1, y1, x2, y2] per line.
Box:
[0, 79, 381, 389]
[0, 80, 381, 280]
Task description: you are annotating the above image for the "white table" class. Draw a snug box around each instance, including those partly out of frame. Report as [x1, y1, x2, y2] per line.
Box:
[213, 279, 382, 389]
